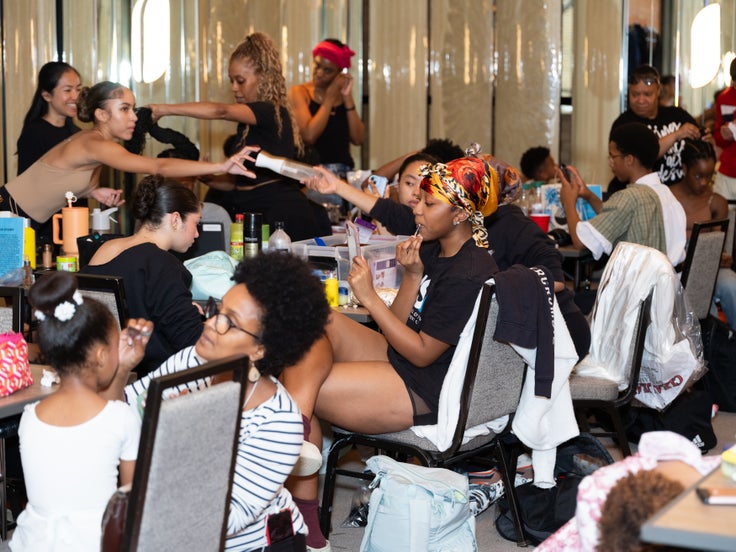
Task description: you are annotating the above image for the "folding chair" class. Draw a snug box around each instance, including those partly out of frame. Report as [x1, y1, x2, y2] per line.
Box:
[319, 283, 531, 545]
[680, 218, 729, 321]
[109, 355, 248, 552]
[569, 291, 653, 457]
[75, 274, 129, 329]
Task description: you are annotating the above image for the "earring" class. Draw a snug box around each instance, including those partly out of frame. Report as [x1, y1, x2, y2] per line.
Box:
[453, 220, 460, 226]
[248, 361, 260, 383]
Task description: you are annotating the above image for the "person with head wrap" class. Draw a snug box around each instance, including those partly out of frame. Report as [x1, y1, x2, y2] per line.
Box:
[289, 38, 364, 178]
[297, 156, 498, 436]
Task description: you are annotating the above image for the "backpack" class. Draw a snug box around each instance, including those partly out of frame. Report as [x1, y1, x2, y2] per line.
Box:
[625, 388, 717, 453]
[494, 433, 614, 545]
[360, 455, 476, 552]
[701, 317, 736, 412]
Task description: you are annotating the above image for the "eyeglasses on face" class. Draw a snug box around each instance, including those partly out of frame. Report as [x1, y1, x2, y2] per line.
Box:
[205, 303, 261, 341]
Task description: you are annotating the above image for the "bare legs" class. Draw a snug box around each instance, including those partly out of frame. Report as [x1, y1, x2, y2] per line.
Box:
[280, 312, 415, 547]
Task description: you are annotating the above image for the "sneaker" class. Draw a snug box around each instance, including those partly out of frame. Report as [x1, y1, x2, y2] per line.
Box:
[468, 479, 505, 516]
[291, 441, 323, 477]
[306, 540, 331, 552]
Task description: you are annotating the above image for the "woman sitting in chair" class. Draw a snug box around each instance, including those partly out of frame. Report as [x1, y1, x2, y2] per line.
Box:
[82, 174, 204, 376]
[104, 252, 331, 552]
[275, 156, 500, 550]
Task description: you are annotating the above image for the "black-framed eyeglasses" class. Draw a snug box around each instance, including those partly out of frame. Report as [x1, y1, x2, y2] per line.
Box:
[205, 301, 261, 341]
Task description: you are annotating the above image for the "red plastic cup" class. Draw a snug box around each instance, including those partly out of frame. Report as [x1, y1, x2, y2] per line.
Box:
[530, 213, 551, 233]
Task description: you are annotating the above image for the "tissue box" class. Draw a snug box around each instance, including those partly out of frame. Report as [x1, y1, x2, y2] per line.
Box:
[540, 183, 602, 231]
[293, 234, 405, 288]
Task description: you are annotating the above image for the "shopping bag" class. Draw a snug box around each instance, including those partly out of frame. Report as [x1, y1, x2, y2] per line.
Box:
[0, 332, 34, 396]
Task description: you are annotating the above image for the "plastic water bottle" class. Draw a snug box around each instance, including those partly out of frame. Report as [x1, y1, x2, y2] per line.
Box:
[517, 183, 532, 216]
[230, 214, 244, 260]
[268, 221, 291, 252]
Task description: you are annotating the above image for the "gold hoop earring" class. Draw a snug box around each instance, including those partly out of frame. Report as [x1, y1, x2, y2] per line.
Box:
[248, 361, 260, 383]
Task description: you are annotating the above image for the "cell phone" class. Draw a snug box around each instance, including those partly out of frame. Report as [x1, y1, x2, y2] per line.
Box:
[266, 509, 294, 544]
[368, 175, 389, 196]
[560, 164, 572, 182]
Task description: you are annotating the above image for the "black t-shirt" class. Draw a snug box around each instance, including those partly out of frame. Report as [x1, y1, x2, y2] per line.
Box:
[16, 118, 80, 174]
[235, 102, 297, 187]
[610, 106, 696, 187]
[388, 239, 498, 420]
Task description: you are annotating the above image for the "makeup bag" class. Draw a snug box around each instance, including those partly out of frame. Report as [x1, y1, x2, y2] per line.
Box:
[0, 332, 33, 397]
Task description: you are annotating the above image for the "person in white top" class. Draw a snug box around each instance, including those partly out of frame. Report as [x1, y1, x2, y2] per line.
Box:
[10, 272, 150, 552]
[560, 122, 687, 266]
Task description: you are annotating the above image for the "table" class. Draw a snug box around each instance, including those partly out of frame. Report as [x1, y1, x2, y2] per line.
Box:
[0, 365, 57, 419]
[558, 245, 594, 290]
[334, 305, 373, 324]
[641, 466, 736, 551]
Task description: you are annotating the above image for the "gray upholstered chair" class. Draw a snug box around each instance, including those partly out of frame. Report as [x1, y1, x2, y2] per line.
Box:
[74, 274, 129, 328]
[680, 219, 729, 321]
[0, 287, 24, 334]
[113, 355, 248, 552]
[569, 291, 653, 457]
[318, 283, 530, 545]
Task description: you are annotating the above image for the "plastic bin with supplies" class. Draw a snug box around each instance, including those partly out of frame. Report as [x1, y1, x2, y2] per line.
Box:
[292, 234, 407, 289]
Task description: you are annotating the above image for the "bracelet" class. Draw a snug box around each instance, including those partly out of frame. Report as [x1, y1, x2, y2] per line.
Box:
[345, 105, 356, 111]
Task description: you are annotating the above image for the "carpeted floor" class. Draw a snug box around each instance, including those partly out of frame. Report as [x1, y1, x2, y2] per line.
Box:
[321, 411, 736, 551]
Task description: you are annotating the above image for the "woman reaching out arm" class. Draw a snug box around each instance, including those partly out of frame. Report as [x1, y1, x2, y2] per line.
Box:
[148, 32, 328, 241]
[0, 80, 256, 226]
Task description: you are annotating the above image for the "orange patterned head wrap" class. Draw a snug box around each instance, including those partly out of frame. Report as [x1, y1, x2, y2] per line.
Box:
[419, 156, 499, 248]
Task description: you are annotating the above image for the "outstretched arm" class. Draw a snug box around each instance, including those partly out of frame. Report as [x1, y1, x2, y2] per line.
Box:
[306, 166, 380, 213]
[150, 101, 257, 125]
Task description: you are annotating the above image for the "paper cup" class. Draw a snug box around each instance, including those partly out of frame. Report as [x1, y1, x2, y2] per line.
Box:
[530, 213, 551, 233]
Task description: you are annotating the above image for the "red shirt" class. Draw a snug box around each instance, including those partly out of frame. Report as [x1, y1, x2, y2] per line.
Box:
[715, 86, 736, 177]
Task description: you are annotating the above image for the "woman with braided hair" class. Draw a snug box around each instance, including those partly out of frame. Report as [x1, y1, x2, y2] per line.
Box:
[150, 32, 327, 241]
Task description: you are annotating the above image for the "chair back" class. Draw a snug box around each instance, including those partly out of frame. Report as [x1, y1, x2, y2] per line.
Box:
[123, 354, 248, 552]
[725, 200, 736, 260]
[449, 283, 526, 455]
[0, 287, 23, 334]
[75, 274, 129, 328]
[173, 221, 226, 262]
[680, 218, 729, 320]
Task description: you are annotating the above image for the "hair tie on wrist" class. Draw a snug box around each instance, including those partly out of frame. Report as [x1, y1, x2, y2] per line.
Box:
[345, 106, 356, 112]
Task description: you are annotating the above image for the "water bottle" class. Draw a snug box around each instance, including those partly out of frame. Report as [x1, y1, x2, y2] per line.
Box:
[230, 214, 244, 260]
[268, 221, 291, 252]
[517, 183, 532, 216]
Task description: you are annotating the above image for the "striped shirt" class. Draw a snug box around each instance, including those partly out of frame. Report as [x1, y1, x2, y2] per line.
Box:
[124, 346, 306, 551]
[577, 184, 667, 260]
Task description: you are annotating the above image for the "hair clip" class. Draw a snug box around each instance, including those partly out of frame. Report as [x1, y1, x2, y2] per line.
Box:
[464, 142, 481, 158]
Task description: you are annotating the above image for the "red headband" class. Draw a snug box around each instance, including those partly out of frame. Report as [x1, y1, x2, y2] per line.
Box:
[312, 41, 355, 70]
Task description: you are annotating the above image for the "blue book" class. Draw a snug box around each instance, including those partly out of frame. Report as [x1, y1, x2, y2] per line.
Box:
[0, 216, 25, 279]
